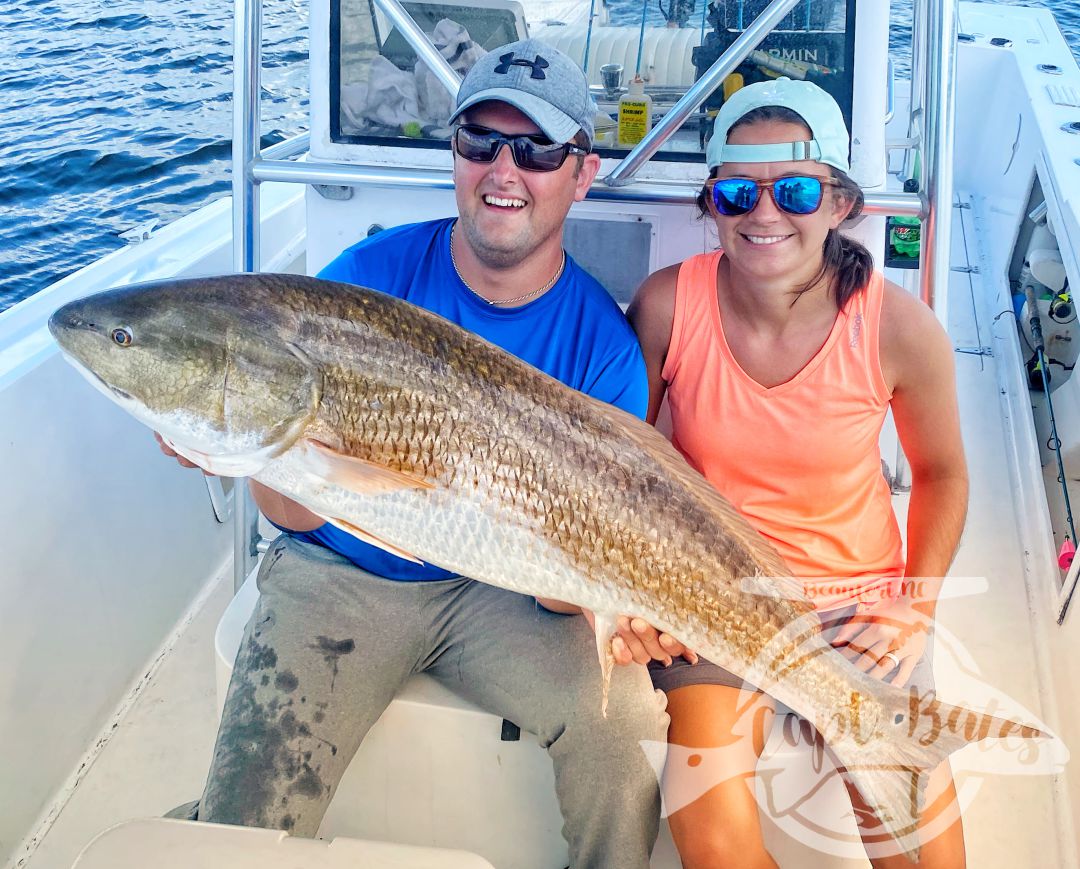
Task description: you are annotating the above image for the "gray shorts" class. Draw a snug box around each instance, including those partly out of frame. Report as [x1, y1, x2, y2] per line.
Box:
[649, 603, 936, 695]
[199, 535, 667, 867]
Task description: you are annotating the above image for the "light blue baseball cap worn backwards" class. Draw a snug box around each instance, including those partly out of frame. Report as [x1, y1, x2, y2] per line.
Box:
[448, 39, 597, 147]
[706, 77, 850, 173]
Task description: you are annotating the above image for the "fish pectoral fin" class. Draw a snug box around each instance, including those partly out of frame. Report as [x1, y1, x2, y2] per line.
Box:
[301, 439, 436, 496]
[161, 435, 271, 478]
[318, 515, 425, 564]
[591, 611, 618, 719]
[161, 437, 213, 473]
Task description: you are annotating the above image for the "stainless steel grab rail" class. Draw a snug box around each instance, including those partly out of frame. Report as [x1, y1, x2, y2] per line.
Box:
[254, 156, 925, 215]
[603, 0, 804, 187]
[261, 131, 311, 161]
[231, 0, 262, 591]
[920, 0, 958, 325]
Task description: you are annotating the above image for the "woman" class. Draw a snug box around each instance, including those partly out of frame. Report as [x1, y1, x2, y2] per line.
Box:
[624, 79, 969, 867]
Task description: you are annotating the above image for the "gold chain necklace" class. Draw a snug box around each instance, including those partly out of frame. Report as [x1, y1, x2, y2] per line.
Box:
[450, 222, 564, 306]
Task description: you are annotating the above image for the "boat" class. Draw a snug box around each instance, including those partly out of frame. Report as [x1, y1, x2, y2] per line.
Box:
[2, 0, 1079, 865]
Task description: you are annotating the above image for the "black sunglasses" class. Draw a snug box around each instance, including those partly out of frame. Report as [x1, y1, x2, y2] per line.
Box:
[705, 175, 839, 217]
[454, 124, 588, 172]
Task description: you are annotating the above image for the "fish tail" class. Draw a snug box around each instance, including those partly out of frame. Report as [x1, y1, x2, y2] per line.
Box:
[831, 686, 1044, 861]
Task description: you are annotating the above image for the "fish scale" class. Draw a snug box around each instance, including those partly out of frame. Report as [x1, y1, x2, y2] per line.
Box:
[49, 273, 1048, 859]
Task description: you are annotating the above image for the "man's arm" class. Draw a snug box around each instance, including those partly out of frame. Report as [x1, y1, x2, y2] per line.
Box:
[154, 432, 323, 533]
[536, 598, 583, 614]
[249, 480, 324, 532]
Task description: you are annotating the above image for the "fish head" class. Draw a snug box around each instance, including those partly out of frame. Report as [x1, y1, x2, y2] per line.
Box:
[48, 276, 321, 476]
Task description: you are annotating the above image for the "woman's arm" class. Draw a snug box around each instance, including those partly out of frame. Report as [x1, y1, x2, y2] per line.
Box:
[835, 281, 968, 685]
[881, 280, 969, 613]
[627, 264, 679, 425]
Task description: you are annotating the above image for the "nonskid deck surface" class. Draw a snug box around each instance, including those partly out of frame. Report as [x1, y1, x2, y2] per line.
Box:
[17, 199, 1066, 869]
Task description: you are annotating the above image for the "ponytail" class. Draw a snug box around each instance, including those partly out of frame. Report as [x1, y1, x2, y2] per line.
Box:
[822, 226, 874, 311]
[800, 167, 873, 309]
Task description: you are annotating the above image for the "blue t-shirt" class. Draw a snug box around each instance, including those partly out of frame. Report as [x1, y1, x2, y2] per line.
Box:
[290, 217, 647, 581]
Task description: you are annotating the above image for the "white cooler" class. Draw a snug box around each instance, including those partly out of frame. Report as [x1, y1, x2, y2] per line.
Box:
[71, 819, 495, 868]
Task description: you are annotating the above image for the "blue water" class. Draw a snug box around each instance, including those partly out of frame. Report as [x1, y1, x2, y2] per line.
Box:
[0, 0, 309, 312]
[1, 0, 1078, 312]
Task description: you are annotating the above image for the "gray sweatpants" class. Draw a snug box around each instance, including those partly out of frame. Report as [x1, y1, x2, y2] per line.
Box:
[199, 536, 669, 868]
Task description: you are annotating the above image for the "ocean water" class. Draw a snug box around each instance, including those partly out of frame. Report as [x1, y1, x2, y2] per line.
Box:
[1, 0, 1078, 312]
[0, 0, 309, 312]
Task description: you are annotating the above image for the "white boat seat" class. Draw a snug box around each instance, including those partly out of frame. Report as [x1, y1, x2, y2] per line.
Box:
[71, 818, 495, 868]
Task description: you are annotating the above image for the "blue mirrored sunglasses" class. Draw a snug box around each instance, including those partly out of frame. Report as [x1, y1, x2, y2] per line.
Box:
[705, 175, 838, 217]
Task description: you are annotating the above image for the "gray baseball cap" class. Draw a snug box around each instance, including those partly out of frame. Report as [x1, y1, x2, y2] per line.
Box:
[448, 39, 596, 147]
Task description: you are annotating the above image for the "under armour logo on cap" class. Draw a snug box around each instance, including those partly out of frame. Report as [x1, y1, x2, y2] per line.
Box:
[448, 39, 596, 147]
[494, 52, 549, 79]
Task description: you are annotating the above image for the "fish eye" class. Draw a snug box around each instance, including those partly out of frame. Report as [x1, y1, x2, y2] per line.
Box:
[111, 327, 133, 347]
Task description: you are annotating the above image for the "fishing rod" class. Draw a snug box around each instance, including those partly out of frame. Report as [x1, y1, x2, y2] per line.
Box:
[582, 0, 597, 74]
[635, 0, 648, 77]
[1026, 277, 1080, 623]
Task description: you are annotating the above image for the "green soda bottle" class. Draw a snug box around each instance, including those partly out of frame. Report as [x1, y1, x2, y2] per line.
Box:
[886, 216, 922, 268]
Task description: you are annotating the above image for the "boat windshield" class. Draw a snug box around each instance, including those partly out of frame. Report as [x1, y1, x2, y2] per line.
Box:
[331, 0, 855, 162]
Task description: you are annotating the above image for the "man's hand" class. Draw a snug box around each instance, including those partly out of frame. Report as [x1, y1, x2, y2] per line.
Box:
[583, 610, 698, 667]
[154, 432, 214, 476]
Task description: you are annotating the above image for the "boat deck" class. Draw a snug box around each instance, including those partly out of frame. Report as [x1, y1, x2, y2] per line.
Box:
[16, 200, 1074, 869]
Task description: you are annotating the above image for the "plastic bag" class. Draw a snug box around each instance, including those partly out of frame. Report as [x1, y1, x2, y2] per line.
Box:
[415, 18, 485, 133]
[362, 54, 421, 130]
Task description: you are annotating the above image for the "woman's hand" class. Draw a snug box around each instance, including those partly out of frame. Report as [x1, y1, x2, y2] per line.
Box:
[582, 610, 698, 667]
[830, 597, 931, 686]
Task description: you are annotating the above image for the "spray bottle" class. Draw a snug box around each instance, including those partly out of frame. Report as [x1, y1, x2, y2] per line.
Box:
[617, 77, 652, 148]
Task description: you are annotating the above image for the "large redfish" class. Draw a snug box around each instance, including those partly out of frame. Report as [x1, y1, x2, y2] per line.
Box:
[48, 274, 1043, 857]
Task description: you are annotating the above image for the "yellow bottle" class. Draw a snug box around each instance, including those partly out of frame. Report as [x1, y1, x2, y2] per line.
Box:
[617, 77, 652, 148]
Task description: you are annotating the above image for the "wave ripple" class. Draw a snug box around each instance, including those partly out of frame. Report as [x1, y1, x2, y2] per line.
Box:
[0, 0, 308, 311]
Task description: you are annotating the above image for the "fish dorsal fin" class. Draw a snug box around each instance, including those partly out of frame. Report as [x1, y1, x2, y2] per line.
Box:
[300, 439, 436, 496]
[318, 514, 425, 564]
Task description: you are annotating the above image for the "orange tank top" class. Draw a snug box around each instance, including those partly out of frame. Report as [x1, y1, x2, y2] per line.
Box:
[662, 250, 904, 612]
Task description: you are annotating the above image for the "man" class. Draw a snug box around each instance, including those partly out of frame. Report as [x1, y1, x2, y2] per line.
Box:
[163, 40, 668, 867]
